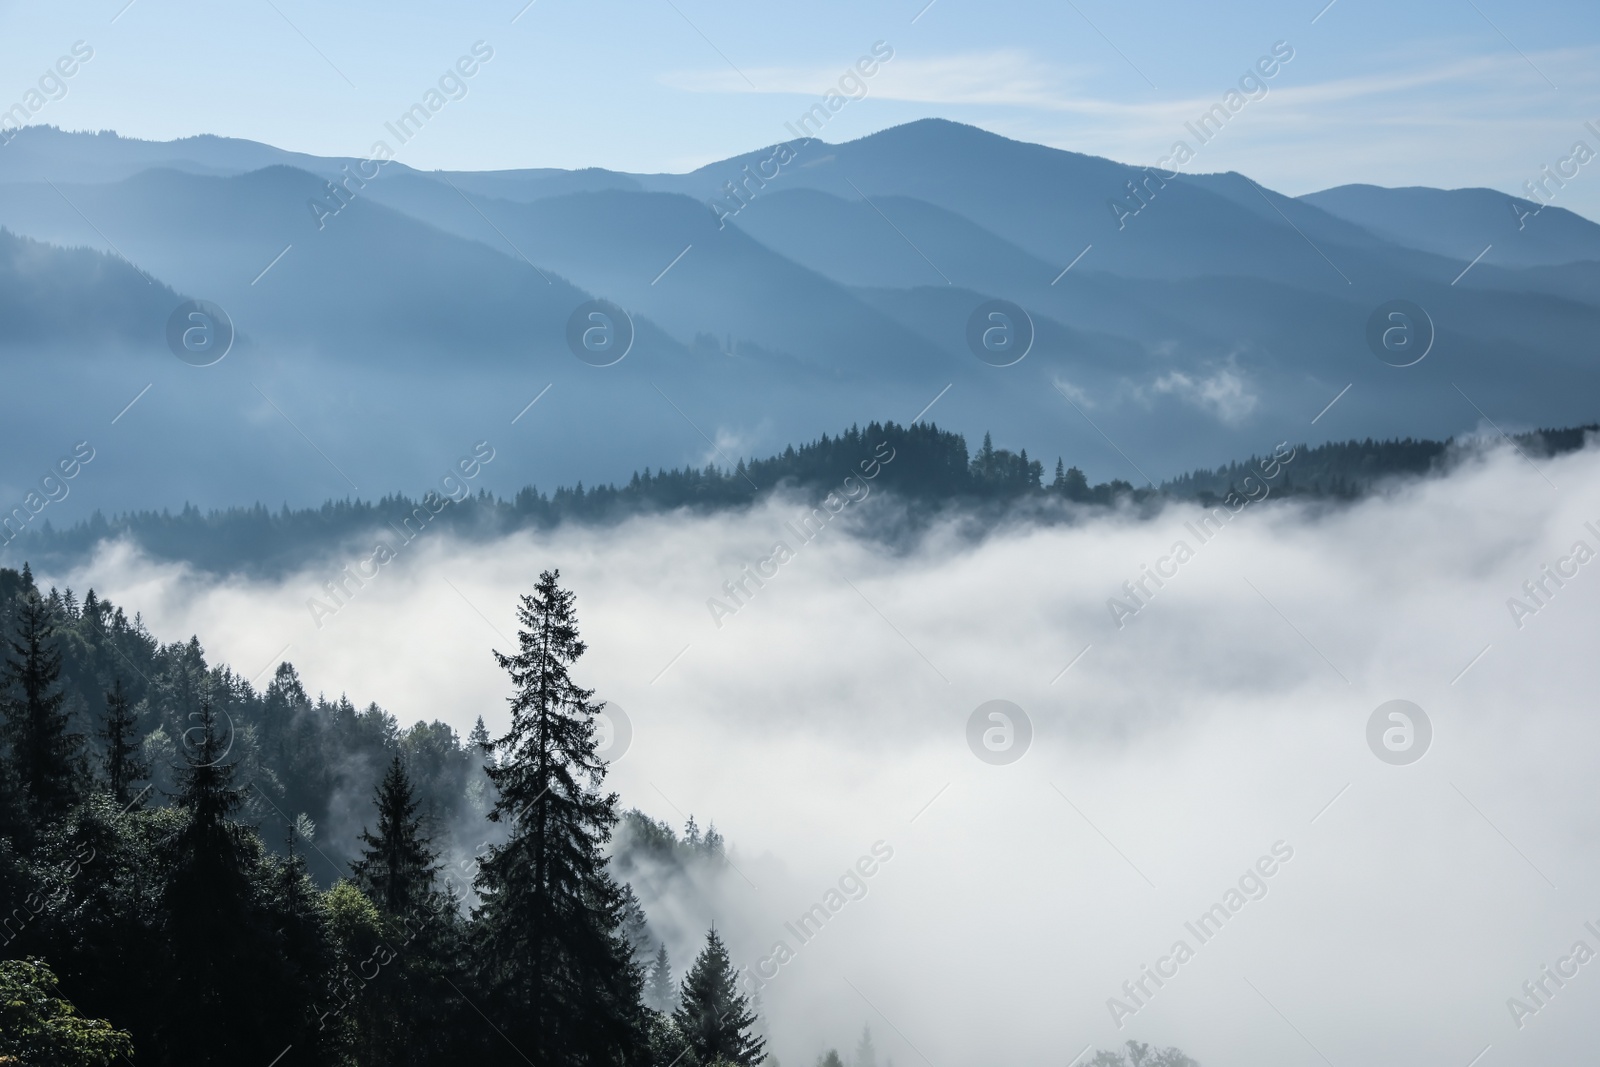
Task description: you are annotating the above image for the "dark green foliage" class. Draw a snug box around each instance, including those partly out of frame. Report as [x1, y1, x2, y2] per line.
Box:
[352, 756, 441, 917]
[2, 591, 82, 828]
[1162, 427, 1598, 501]
[969, 432, 1044, 494]
[0, 956, 134, 1066]
[10, 421, 1600, 579]
[1052, 459, 1092, 501]
[473, 569, 644, 1066]
[0, 559, 1221, 1067]
[4, 419, 1136, 574]
[0, 566, 766, 1067]
[97, 679, 147, 808]
[674, 928, 766, 1067]
[158, 700, 288, 1064]
[22, 419, 1596, 578]
[0, 564, 489, 882]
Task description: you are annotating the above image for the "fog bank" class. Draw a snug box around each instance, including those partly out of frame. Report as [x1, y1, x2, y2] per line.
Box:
[46, 440, 1600, 1067]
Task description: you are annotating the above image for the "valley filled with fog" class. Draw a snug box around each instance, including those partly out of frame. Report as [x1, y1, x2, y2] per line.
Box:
[41, 439, 1600, 1067]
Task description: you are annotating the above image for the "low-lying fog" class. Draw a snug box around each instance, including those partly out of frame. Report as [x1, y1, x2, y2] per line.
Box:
[46, 440, 1600, 1067]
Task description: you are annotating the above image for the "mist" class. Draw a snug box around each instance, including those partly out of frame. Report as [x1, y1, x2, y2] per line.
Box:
[40, 438, 1600, 1067]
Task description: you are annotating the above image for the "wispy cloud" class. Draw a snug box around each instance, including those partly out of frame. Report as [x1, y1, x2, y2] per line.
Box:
[665, 45, 1596, 121]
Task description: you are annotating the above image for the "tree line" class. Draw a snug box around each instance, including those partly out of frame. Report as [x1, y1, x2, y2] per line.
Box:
[0, 565, 767, 1067]
[17, 420, 1592, 578]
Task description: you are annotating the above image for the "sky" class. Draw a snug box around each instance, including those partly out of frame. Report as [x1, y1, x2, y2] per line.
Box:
[5, 0, 1600, 218]
[44, 437, 1600, 1067]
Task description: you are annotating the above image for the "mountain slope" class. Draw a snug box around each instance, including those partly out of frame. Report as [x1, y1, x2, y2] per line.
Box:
[1300, 183, 1600, 267]
[0, 121, 1596, 517]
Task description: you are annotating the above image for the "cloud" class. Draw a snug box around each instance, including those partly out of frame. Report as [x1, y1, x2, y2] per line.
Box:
[1148, 363, 1259, 425]
[1051, 375, 1096, 410]
[661, 50, 1084, 109]
[663, 45, 1597, 129]
[42, 440, 1600, 1067]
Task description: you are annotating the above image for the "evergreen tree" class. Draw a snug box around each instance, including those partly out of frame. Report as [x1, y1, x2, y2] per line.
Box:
[1062, 465, 1091, 502]
[473, 570, 643, 1066]
[469, 714, 495, 765]
[352, 755, 440, 916]
[970, 432, 997, 484]
[701, 822, 726, 862]
[620, 882, 654, 967]
[854, 1026, 877, 1067]
[647, 942, 675, 1012]
[674, 928, 765, 1066]
[159, 698, 263, 1064]
[347, 763, 473, 1067]
[99, 678, 148, 808]
[2, 591, 81, 826]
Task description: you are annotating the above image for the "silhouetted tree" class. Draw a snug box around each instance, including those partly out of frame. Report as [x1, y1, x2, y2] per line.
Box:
[3, 591, 81, 827]
[473, 570, 644, 1066]
[675, 928, 765, 1066]
[99, 678, 147, 808]
[352, 755, 440, 917]
[469, 714, 495, 765]
[159, 699, 261, 1063]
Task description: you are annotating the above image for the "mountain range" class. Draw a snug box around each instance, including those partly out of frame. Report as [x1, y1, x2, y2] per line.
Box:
[1, 118, 1596, 518]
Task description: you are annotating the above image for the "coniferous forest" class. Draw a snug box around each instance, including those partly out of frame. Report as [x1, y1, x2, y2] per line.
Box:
[8, 420, 1594, 579]
[0, 565, 772, 1067]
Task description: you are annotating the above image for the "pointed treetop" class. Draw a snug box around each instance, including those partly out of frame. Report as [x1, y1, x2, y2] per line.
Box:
[673, 927, 766, 1066]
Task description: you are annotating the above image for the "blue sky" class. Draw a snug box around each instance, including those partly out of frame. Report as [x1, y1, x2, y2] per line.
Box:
[5, 0, 1600, 217]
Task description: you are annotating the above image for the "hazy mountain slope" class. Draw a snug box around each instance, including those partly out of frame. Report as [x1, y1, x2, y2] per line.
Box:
[0, 166, 603, 364]
[0, 122, 1597, 517]
[0, 125, 368, 183]
[1301, 184, 1600, 267]
[358, 178, 954, 378]
[730, 187, 1057, 292]
[0, 227, 181, 350]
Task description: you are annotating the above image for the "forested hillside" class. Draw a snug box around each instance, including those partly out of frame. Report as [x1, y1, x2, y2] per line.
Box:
[0, 565, 767, 1066]
[8, 421, 1594, 577]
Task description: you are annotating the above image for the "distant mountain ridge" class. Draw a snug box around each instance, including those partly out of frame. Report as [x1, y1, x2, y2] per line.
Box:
[0, 118, 1596, 517]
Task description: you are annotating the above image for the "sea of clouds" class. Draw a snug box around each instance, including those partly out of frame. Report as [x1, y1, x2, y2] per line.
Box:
[42, 439, 1600, 1067]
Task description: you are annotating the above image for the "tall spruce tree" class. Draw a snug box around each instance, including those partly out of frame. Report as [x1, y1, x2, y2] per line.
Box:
[99, 679, 148, 808]
[2, 591, 81, 825]
[473, 570, 643, 1066]
[647, 943, 675, 1012]
[160, 698, 263, 1063]
[469, 714, 495, 764]
[352, 755, 440, 916]
[620, 883, 654, 967]
[854, 1026, 877, 1067]
[674, 928, 765, 1066]
[350, 757, 475, 1067]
